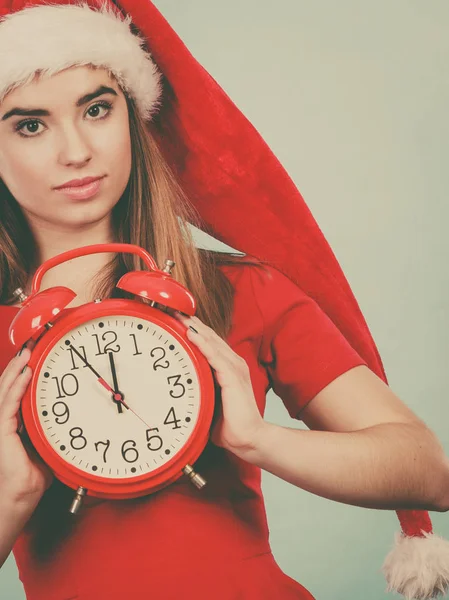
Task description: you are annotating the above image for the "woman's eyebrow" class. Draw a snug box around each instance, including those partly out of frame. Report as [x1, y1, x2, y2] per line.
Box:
[1, 84, 118, 121]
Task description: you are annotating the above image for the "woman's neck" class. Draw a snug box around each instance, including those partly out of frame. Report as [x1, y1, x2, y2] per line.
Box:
[24, 217, 117, 306]
[30, 215, 114, 265]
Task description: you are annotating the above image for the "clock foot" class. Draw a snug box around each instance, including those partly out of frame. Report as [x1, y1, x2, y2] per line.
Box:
[69, 486, 87, 514]
[12, 287, 28, 303]
[183, 464, 207, 490]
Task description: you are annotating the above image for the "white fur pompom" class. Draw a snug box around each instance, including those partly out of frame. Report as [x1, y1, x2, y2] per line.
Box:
[382, 531, 449, 599]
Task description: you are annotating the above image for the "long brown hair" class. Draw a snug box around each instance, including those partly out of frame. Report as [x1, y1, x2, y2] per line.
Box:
[0, 90, 267, 338]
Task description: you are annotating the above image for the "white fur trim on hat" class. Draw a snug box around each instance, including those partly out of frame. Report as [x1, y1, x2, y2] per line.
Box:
[0, 2, 162, 120]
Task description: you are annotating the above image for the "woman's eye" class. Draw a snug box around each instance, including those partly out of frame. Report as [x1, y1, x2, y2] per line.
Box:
[16, 120, 42, 137]
[86, 101, 113, 119]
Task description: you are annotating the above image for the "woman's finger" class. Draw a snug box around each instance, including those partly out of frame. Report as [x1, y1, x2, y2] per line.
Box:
[176, 313, 232, 352]
[176, 312, 248, 372]
[0, 348, 31, 400]
[0, 365, 32, 427]
[184, 326, 251, 392]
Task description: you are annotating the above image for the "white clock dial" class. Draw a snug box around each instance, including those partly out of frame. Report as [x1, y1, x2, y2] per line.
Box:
[35, 315, 201, 479]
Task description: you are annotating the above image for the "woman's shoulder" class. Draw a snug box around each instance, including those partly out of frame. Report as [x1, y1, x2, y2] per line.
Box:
[217, 256, 308, 302]
[217, 257, 312, 335]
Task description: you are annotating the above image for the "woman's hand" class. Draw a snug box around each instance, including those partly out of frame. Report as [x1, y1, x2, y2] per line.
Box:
[0, 346, 54, 504]
[174, 312, 266, 458]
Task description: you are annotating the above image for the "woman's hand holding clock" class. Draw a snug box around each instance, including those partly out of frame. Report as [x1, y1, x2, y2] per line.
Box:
[0, 346, 54, 504]
[174, 312, 266, 458]
[4, 243, 259, 500]
[0, 309, 266, 507]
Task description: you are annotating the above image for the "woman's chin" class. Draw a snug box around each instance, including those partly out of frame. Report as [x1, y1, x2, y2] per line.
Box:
[48, 200, 118, 230]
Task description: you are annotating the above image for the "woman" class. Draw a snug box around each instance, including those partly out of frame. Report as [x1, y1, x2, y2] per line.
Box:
[0, 2, 448, 600]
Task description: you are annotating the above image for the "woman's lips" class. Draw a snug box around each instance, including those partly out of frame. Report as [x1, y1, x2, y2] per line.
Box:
[54, 176, 105, 200]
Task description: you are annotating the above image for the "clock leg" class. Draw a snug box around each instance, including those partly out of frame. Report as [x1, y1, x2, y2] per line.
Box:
[69, 486, 87, 515]
[183, 464, 207, 490]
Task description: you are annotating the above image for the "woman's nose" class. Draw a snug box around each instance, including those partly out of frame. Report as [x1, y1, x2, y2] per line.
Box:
[57, 125, 92, 166]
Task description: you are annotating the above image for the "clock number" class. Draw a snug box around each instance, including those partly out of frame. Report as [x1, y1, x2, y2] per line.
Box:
[121, 439, 139, 463]
[52, 374, 79, 399]
[129, 333, 142, 356]
[146, 428, 163, 451]
[51, 401, 70, 425]
[67, 345, 88, 370]
[151, 347, 170, 371]
[94, 440, 111, 464]
[92, 331, 121, 355]
[167, 375, 186, 399]
[69, 427, 87, 450]
[164, 407, 182, 430]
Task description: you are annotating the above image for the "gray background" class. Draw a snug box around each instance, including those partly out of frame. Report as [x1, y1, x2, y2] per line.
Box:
[1, 1, 448, 598]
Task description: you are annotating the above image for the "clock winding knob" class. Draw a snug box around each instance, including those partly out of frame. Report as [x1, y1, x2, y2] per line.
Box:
[69, 486, 87, 514]
[183, 464, 207, 490]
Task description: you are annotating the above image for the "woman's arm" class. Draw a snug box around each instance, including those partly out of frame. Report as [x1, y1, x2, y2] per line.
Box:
[174, 312, 449, 513]
[236, 364, 449, 512]
[0, 495, 40, 569]
[239, 420, 449, 512]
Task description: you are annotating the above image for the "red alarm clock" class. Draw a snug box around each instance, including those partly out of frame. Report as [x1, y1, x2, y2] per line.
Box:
[9, 243, 215, 514]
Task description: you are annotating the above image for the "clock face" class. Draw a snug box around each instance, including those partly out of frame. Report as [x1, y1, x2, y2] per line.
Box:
[33, 315, 201, 480]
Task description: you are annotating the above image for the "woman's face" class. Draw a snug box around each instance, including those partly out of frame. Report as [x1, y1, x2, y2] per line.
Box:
[0, 66, 132, 231]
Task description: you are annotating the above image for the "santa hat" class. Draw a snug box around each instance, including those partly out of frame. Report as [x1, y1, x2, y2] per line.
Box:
[0, 2, 448, 598]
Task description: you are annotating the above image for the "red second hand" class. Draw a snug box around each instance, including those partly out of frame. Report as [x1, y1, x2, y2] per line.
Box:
[98, 377, 114, 393]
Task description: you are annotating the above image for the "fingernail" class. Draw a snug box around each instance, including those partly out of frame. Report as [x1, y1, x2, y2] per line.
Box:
[189, 326, 198, 334]
[21, 365, 28, 374]
[17, 343, 27, 357]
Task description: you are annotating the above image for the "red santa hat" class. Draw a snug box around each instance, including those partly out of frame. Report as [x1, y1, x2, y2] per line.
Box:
[0, 2, 448, 598]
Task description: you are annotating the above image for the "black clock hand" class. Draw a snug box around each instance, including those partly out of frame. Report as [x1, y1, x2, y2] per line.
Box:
[105, 353, 159, 430]
[68, 344, 109, 386]
[68, 344, 152, 428]
[108, 351, 128, 414]
[68, 344, 123, 402]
